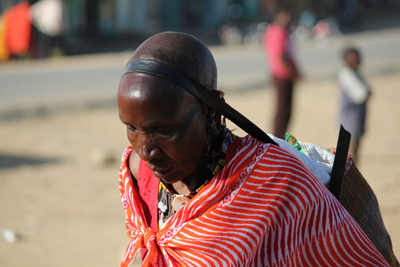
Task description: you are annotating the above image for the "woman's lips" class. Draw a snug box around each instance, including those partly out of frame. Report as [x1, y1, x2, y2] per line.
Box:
[150, 166, 172, 178]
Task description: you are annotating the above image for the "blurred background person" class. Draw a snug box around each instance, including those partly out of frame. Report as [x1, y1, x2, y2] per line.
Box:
[338, 47, 372, 162]
[263, 7, 301, 139]
[30, 0, 68, 58]
[3, 0, 33, 60]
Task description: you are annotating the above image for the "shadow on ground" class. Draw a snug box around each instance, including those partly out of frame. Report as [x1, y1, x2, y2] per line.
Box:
[0, 153, 60, 169]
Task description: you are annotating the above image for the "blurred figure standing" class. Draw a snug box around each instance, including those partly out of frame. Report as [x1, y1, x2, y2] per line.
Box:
[263, 8, 301, 139]
[338, 47, 371, 162]
[30, 0, 68, 58]
[4, 1, 32, 59]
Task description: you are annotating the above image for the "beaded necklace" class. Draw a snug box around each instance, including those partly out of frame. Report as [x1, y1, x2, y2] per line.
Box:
[158, 128, 236, 229]
[160, 177, 211, 200]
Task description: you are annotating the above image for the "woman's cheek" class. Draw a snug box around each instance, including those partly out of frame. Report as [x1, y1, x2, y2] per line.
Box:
[127, 132, 138, 147]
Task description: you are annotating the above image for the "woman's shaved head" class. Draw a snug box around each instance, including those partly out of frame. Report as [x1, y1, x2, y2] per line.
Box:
[127, 32, 217, 90]
[118, 32, 220, 187]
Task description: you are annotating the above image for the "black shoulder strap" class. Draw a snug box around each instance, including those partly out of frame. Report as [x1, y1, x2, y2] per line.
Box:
[329, 125, 351, 200]
[124, 60, 277, 145]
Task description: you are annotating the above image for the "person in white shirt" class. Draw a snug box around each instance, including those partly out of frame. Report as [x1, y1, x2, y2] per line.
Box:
[30, 0, 68, 58]
[338, 47, 372, 162]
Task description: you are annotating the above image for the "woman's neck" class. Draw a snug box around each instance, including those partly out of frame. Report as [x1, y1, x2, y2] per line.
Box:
[170, 154, 212, 195]
[170, 128, 224, 195]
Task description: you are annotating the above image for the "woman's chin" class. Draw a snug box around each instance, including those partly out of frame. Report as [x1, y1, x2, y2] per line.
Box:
[153, 169, 171, 179]
[155, 170, 185, 185]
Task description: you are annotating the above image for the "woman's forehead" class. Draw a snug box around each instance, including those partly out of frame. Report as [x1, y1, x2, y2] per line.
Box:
[119, 73, 193, 101]
[118, 73, 202, 123]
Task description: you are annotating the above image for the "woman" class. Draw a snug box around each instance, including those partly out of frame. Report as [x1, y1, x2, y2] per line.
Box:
[117, 32, 390, 266]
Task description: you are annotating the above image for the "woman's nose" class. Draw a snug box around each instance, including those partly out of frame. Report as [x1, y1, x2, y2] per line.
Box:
[137, 132, 161, 161]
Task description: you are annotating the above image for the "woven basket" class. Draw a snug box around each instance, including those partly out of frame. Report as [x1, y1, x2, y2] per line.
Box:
[338, 162, 399, 267]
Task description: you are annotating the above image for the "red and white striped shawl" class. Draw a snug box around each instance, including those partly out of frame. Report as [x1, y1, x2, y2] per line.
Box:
[119, 136, 390, 267]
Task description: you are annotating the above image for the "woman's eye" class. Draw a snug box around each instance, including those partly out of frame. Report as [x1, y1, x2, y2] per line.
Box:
[157, 126, 175, 136]
[127, 125, 137, 132]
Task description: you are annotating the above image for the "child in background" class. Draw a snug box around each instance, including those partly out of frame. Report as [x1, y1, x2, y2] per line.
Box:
[338, 47, 372, 162]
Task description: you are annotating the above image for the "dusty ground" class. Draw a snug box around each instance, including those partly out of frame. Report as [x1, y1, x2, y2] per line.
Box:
[1, 71, 399, 266]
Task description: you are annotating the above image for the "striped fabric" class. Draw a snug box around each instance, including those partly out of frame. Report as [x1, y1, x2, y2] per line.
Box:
[119, 136, 390, 267]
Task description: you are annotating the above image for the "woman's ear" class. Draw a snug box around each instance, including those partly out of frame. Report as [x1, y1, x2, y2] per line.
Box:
[203, 105, 223, 136]
[213, 111, 222, 133]
[210, 113, 223, 136]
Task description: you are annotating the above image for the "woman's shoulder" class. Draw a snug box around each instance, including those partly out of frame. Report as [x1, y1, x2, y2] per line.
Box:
[241, 136, 328, 193]
[225, 134, 268, 162]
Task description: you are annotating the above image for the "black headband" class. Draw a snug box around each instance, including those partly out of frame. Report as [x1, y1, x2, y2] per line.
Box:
[123, 60, 276, 145]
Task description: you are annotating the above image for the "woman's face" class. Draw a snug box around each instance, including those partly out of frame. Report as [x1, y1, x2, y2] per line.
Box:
[118, 73, 209, 184]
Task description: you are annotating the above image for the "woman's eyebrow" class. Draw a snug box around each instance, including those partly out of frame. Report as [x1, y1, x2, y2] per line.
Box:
[139, 119, 179, 130]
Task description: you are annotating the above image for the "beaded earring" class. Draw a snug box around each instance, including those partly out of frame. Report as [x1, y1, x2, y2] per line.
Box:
[206, 111, 224, 163]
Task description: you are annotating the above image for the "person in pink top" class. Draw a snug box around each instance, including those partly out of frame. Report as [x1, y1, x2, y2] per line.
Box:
[263, 8, 301, 139]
